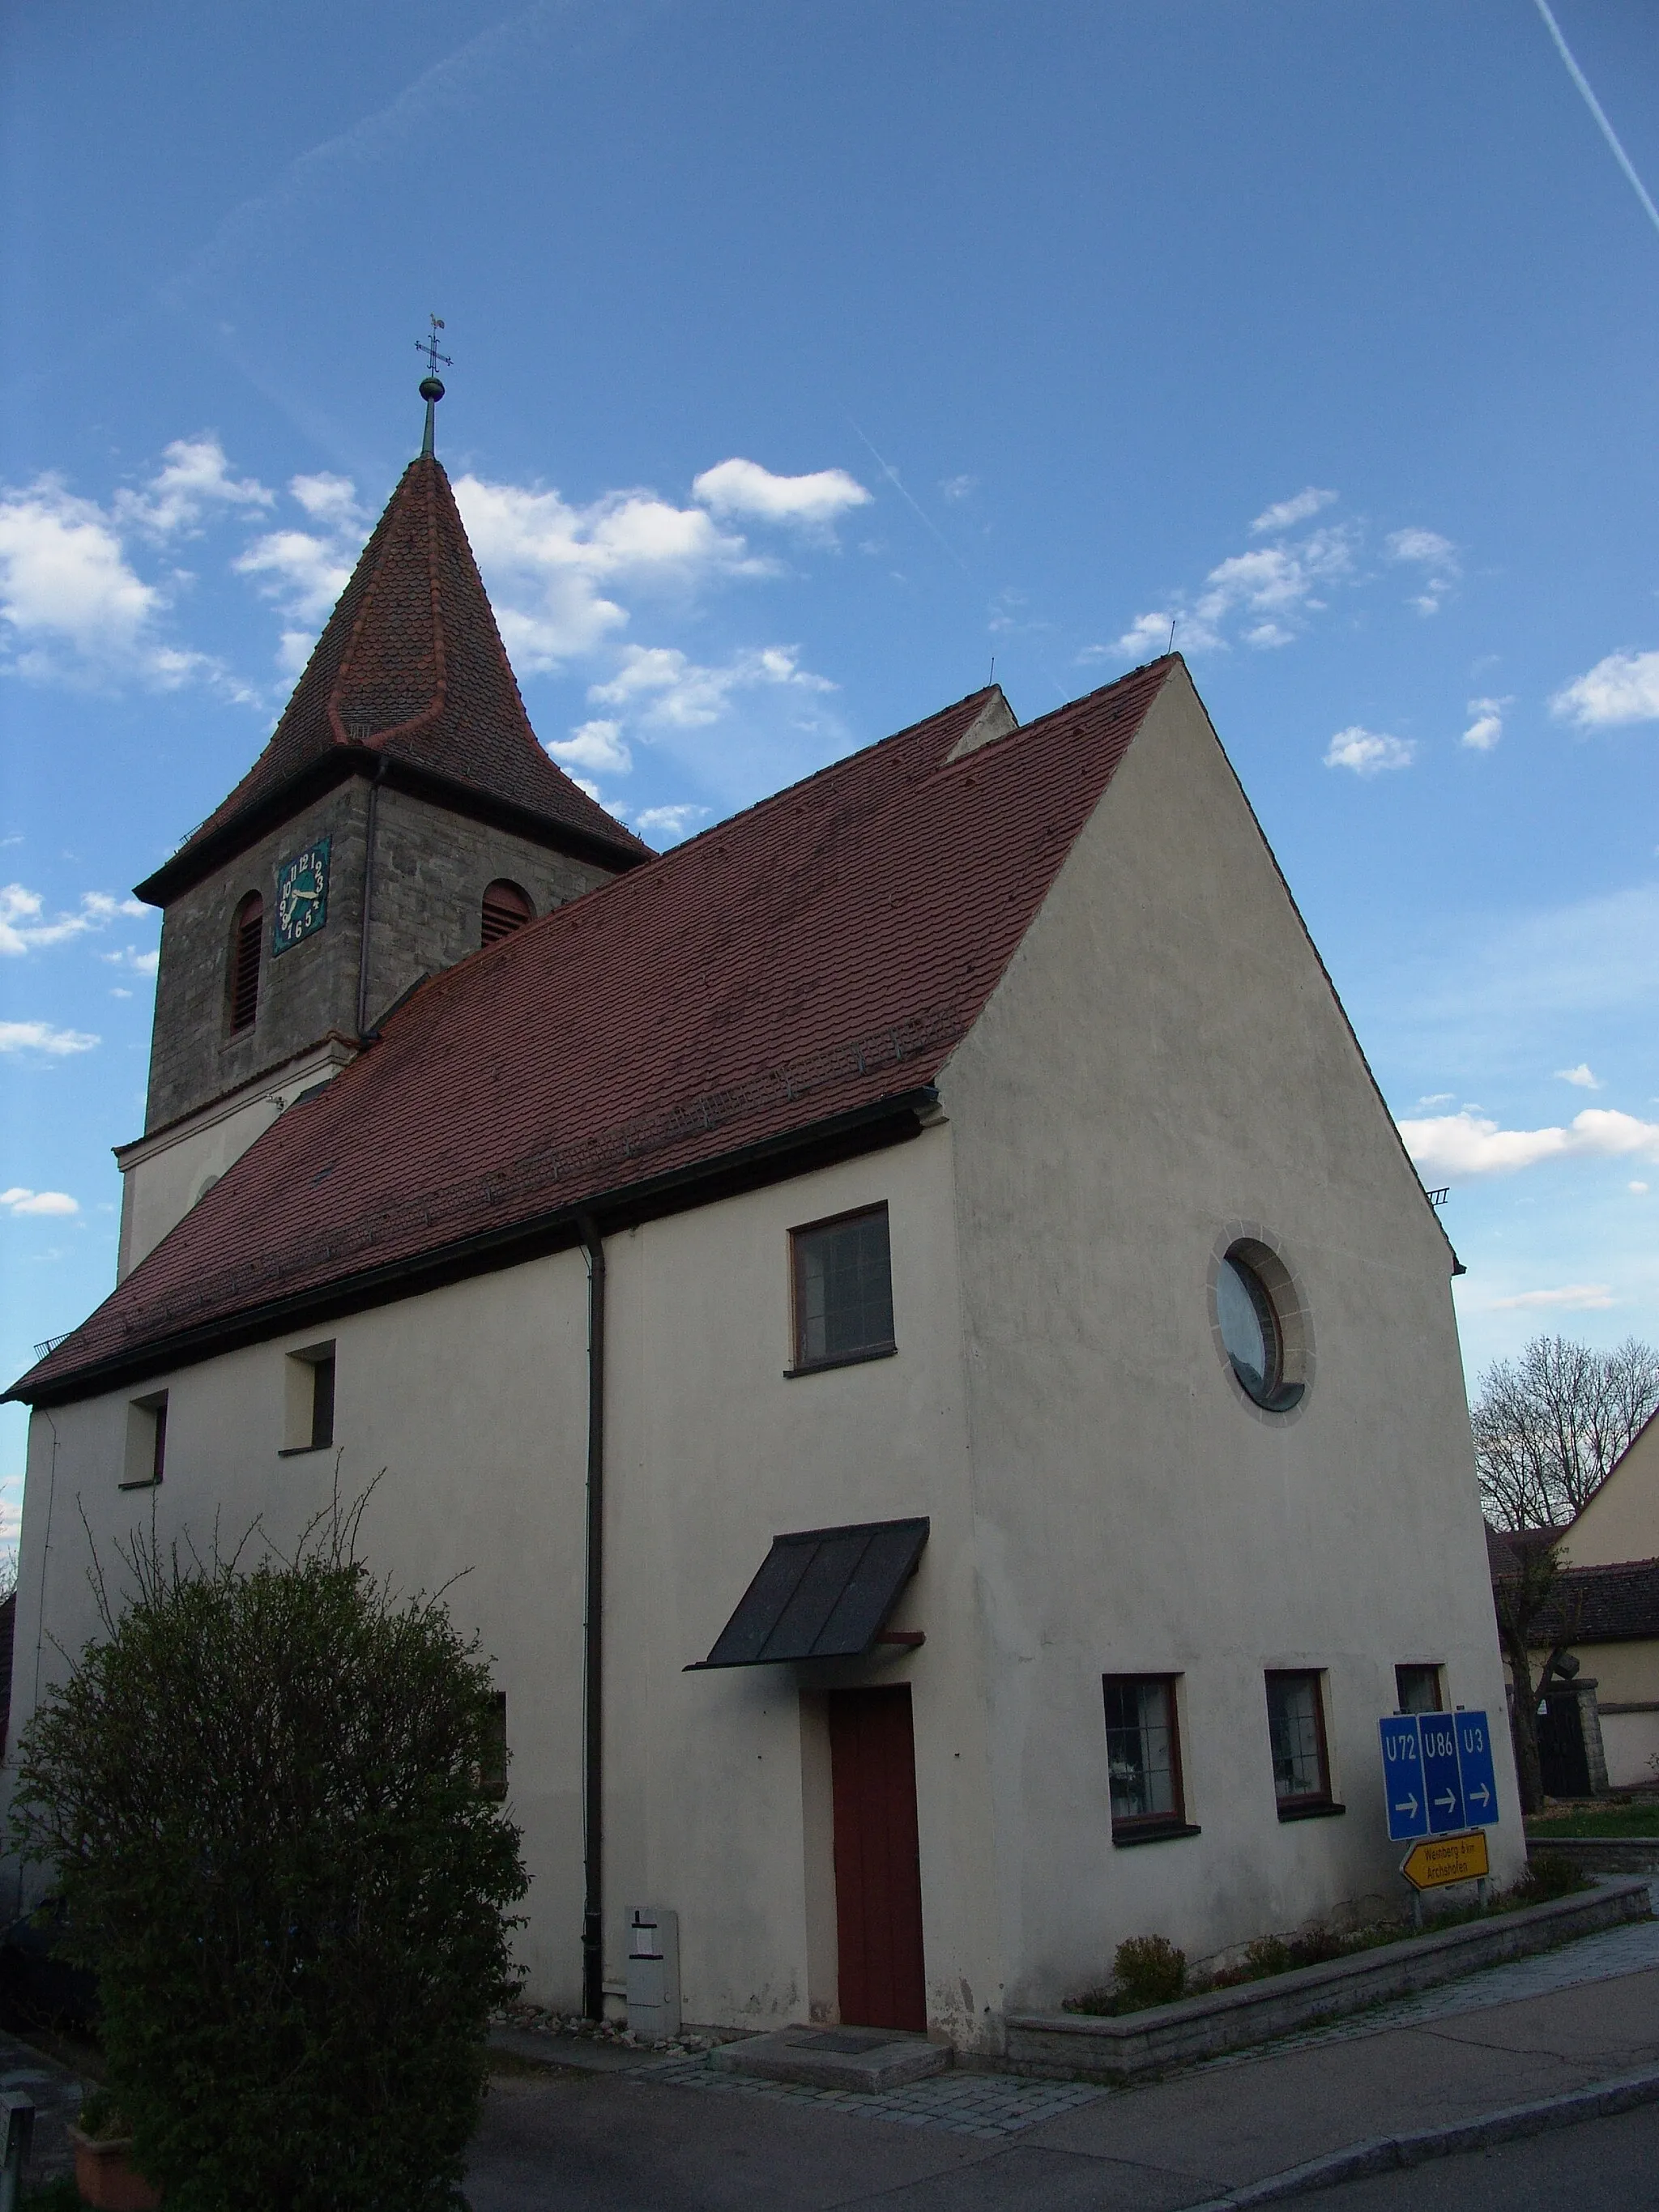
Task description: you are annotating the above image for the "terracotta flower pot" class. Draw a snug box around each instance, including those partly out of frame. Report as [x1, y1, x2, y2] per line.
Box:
[69, 2125, 162, 2210]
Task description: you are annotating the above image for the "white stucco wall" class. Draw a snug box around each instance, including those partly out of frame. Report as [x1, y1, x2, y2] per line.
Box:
[1563, 1416, 1659, 1570]
[936, 665, 1524, 2007]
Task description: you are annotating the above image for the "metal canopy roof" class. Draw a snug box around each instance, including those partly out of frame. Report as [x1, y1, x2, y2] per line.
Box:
[689, 1518, 929, 1669]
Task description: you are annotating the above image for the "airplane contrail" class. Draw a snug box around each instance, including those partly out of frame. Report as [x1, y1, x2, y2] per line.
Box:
[1533, 0, 1659, 241]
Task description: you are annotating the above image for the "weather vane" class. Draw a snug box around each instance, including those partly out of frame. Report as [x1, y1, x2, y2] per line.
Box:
[416, 314, 453, 457]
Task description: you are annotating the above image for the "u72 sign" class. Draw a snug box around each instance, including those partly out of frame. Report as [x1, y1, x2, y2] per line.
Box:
[1379, 1711, 1499, 1843]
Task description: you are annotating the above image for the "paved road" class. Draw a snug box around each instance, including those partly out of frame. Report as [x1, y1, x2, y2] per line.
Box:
[467, 1949, 1659, 2210]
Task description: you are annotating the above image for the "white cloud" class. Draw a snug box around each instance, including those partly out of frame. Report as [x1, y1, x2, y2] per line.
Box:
[545, 719, 633, 776]
[1555, 1063, 1601, 1089]
[1487, 1284, 1614, 1312]
[691, 458, 871, 528]
[1462, 695, 1508, 751]
[1631, 1181, 1650, 1195]
[99, 944, 160, 977]
[1415, 1093, 1455, 1109]
[1243, 621, 1294, 650]
[1324, 726, 1416, 775]
[290, 473, 364, 528]
[453, 475, 772, 675]
[0, 1021, 98, 1055]
[1399, 1106, 1659, 1178]
[0, 476, 198, 687]
[1550, 649, 1659, 731]
[0, 1187, 79, 1217]
[633, 803, 710, 845]
[1385, 526, 1460, 615]
[940, 475, 978, 502]
[232, 474, 369, 675]
[0, 884, 149, 956]
[114, 436, 271, 540]
[1249, 487, 1337, 535]
[1106, 611, 1178, 661]
[588, 643, 834, 729]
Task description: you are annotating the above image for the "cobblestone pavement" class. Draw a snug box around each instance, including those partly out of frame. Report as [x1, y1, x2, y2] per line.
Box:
[634, 1882, 1659, 2142]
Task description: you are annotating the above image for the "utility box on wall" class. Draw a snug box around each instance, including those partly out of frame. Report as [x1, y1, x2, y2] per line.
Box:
[626, 1907, 680, 2042]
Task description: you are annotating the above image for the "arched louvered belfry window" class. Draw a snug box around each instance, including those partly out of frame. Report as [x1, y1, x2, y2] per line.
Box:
[481, 879, 534, 948]
[228, 893, 264, 1034]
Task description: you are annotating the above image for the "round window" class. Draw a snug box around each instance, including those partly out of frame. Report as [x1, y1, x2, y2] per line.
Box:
[1216, 1247, 1303, 1411]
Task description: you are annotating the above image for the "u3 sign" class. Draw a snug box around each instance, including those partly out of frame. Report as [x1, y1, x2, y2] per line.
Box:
[1379, 1711, 1500, 1843]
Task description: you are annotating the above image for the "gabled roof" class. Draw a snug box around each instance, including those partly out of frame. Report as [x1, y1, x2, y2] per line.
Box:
[13, 660, 1176, 1406]
[139, 454, 646, 902]
[1532, 1558, 1659, 1647]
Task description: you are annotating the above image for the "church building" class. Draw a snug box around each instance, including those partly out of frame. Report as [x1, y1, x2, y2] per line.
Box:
[6, 387, 1521, 2053]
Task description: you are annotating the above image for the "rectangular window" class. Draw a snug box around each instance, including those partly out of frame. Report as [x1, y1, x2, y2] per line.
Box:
[281, 1343, 337, 1453]
[1102, 1675, 1196, 1842]
[1395, 1664, 1444, 1715]
[478, 1691, 508, 1801]
[122, 1391, 168, 1488]
[1265, 1670, 1338, 1816]
[790, 1206, 895, 1372]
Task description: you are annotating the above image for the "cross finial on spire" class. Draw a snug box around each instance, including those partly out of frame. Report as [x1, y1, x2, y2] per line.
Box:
[416, 314, 453, 457]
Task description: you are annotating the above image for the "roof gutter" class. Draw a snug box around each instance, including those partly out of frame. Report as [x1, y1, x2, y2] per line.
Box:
[10, 1087, 940, 1409]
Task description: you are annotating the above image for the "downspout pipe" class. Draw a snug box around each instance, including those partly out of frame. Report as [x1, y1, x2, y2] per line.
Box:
[578, 1215, 607, 2020]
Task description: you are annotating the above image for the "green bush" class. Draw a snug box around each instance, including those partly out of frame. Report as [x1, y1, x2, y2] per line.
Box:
[1112, 1933, 1187, 2008]
[1513, 1852, 1593, 1902]
[11, 1509, 527, 2212]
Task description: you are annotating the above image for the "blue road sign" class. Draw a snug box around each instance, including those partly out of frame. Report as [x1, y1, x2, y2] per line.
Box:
[1379, 1715, 1429, 1841]
[1453, 1711, 1499, 1827]
[1417, 1713, 1466, 1834]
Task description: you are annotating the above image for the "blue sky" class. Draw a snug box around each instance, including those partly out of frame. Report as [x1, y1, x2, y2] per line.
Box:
[2, 0, 1657, 1525]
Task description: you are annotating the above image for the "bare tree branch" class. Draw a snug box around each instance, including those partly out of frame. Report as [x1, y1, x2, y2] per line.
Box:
[1473, 1334, 1659, 1531]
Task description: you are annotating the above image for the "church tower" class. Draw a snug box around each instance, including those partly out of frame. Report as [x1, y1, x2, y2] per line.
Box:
[115, 370, 647, 1278]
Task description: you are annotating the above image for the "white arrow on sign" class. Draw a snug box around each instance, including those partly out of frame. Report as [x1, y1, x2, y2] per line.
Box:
[1468, 1784, 1491, 1808]
[1435, 1790, 1458, 1813]
[1393, 1795, 1419, 1818]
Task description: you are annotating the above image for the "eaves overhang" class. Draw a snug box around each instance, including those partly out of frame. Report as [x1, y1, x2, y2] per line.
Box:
[8, 1086, 940, 1409]
[135, 748, 651, 907]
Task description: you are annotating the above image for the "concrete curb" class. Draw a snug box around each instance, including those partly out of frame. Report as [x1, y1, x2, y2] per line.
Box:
[1180, 2062, 1659, 2209]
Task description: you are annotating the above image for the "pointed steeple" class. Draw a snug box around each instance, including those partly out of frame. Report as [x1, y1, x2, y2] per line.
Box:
[141, 443, 646, 902]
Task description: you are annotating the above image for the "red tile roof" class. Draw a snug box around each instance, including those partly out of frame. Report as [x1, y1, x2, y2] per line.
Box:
[148, 455, 646, 892]
[13, 660, 1176, 1404]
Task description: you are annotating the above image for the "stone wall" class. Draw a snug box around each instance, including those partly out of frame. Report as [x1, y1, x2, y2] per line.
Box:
[145, 775, 625, 1134]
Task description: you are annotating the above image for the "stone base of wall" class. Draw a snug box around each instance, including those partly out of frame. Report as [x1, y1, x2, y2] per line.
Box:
[1527, 1835, 1659, 1877]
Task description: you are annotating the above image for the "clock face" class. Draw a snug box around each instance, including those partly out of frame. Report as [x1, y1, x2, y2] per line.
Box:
[273, 837, 331, 955]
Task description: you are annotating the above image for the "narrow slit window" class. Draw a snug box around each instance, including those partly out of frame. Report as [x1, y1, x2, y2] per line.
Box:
[122, 1392, 168, 1488]
[228, 893, 264, 1034]
[309, 1352, 335, 1450]
[1265, 1670, 1337, 1815]
[481, 880, 533, 947]
[282, 1343, 337, 1453]
[791, 1206, 894, 1371]
[479, 1691, 508, 1801]
[1102, 1675, 1195, 1841]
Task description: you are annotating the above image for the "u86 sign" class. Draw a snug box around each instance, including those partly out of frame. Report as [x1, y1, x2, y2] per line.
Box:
[1379, 1711, 1499, 1843]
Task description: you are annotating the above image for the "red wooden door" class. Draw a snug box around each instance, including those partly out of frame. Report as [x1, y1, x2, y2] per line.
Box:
[828, 1686, 927, 2032]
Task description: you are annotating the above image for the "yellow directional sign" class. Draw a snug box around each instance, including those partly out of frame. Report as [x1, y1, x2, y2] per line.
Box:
[1401, 1831, 1489, 1891]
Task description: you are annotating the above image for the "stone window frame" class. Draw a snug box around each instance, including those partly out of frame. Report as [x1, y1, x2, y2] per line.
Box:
[1207, 1221, 1315, 1426]
[226, 890, 265, 1038]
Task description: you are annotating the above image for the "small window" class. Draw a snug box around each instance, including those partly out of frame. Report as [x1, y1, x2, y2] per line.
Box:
[1396, 1664, 1444, 1715]
[790, 1205, 895, 1372]
[228, 893, 264, 1034]
[481, 880, 533, 947]
[122, 1391, 168, 1487]
[1265, 1670, 1341, 1818]
[478, 1690, 508, 1801]
[1102, 1675, 1197, 1843]
[281, 1343, 336, 1453]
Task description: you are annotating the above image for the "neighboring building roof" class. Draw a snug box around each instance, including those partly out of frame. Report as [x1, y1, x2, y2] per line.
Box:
[12, 660, 1176, 1406]
[1531, 1557, 1659, 1647]
[1485, 1523, 1567, 1577]
[139, 454, 646, 902]
[689, 1519, 931, 1668]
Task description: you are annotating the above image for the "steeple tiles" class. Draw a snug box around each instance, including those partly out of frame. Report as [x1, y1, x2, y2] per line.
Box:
[141, 454, 646, 902]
